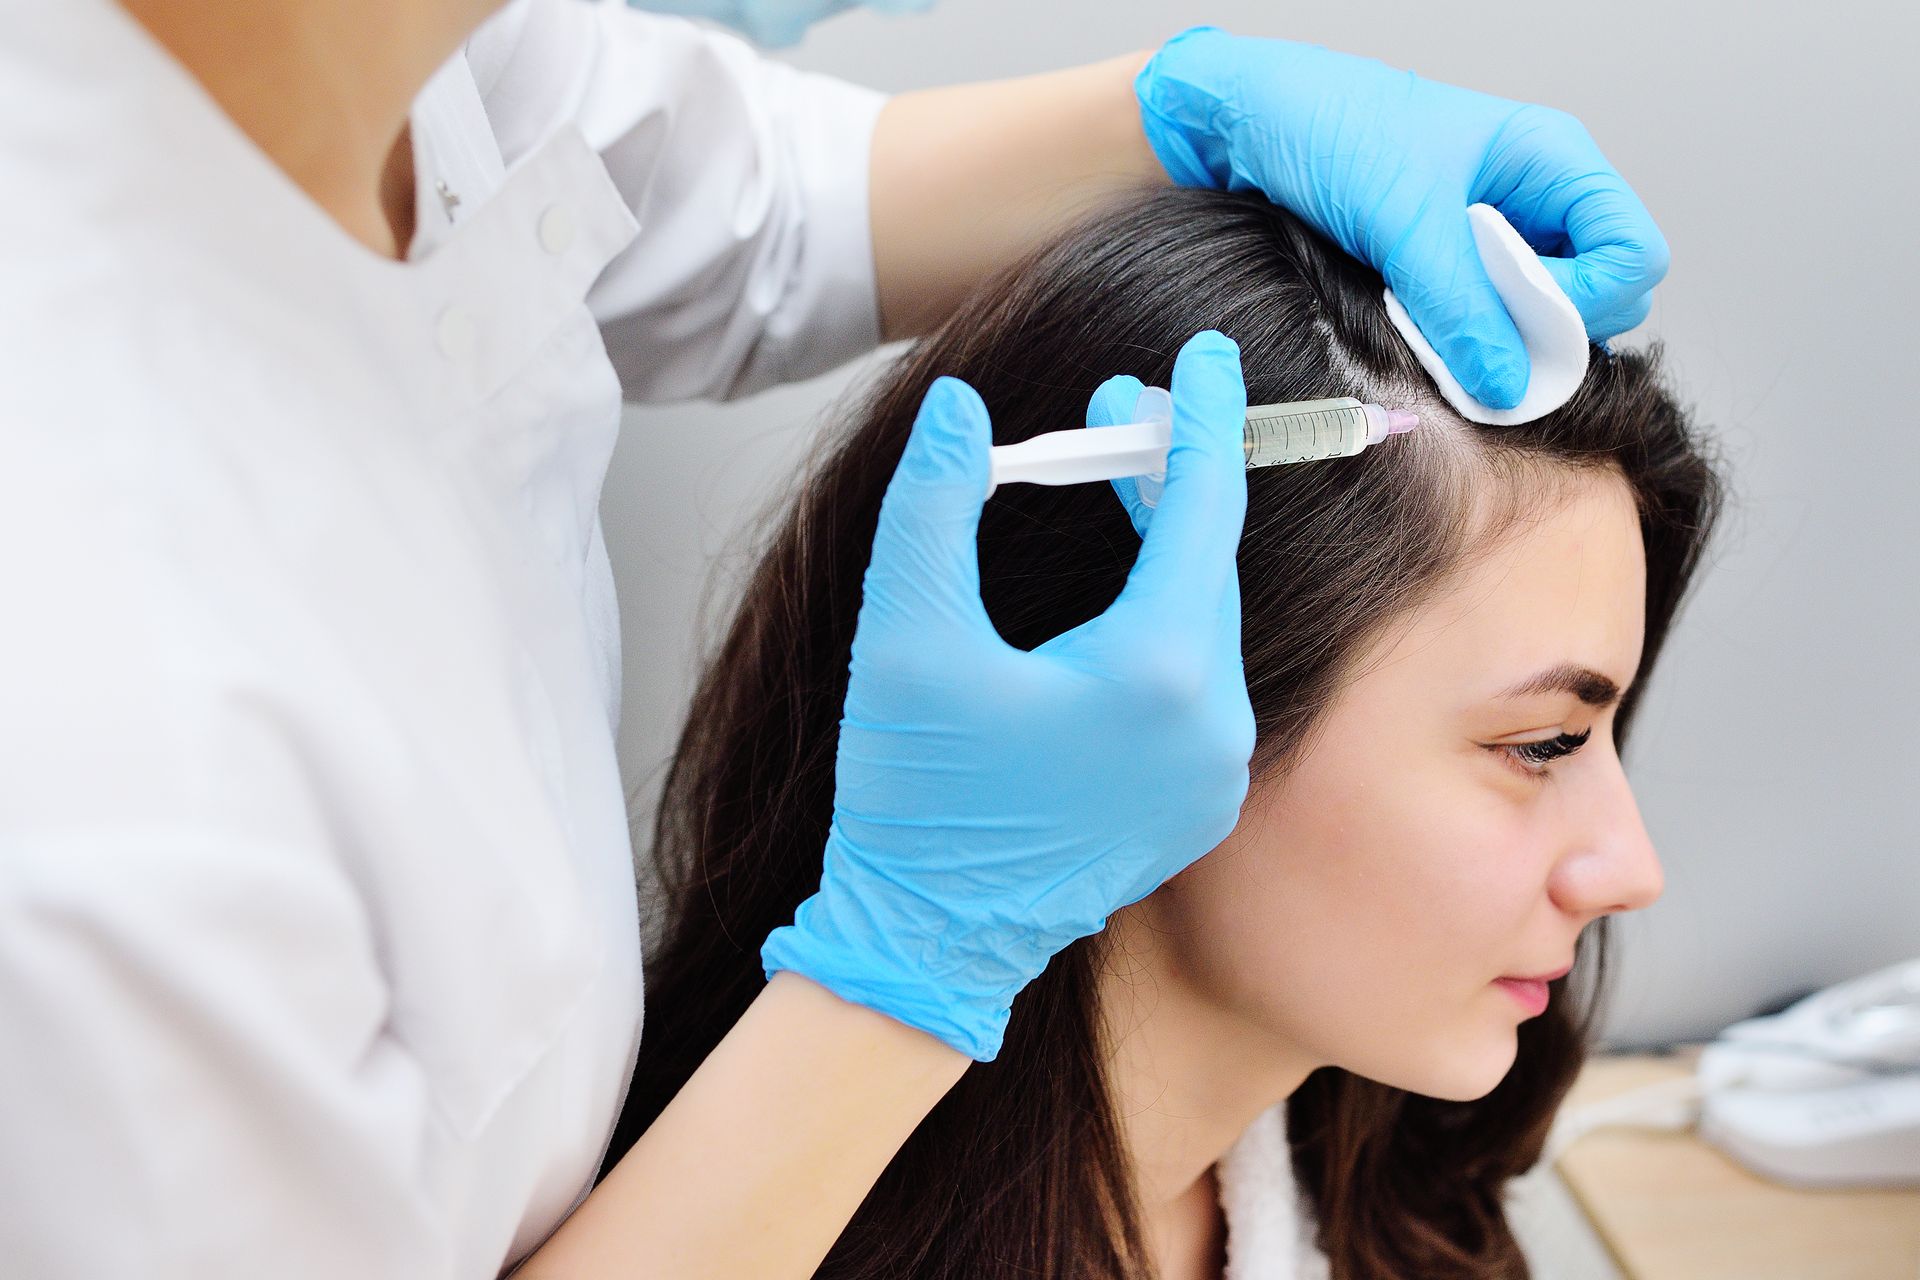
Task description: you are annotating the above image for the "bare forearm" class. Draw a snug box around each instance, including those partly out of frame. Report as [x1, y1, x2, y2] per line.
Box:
[516, 972, 969, 1279]
[869, 50, 1165, 340]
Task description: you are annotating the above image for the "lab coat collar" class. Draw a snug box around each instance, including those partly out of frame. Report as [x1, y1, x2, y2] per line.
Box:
[4, 0, 639, 421]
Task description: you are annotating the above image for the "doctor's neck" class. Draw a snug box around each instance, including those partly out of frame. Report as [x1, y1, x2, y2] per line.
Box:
[121, 0, 505, 259]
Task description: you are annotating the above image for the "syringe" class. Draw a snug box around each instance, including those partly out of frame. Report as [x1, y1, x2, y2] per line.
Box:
[986, 386, 1419, 501]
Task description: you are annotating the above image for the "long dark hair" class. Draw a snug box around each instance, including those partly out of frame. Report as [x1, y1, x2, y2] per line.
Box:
[607, 189, 1721, 1278]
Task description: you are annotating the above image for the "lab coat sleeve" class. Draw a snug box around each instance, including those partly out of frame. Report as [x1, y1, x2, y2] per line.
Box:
[469, 0, 888, 403]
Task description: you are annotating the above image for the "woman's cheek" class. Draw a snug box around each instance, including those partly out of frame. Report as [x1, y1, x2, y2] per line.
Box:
[1344, 779, 1543, 971]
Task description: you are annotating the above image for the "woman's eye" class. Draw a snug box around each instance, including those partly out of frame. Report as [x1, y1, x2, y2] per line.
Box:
[1498, 728, 1593, 775]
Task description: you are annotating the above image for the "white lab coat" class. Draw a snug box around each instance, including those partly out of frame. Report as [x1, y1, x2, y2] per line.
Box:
[0, 0, 883, 1275]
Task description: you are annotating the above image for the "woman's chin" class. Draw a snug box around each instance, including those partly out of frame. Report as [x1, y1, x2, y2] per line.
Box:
[1356, 1027, 1520, 1103]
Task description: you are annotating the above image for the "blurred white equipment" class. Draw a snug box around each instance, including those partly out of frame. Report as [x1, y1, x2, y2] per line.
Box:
[1696, 956, 1920, 1188]
[1541, 957, 1920, 1190]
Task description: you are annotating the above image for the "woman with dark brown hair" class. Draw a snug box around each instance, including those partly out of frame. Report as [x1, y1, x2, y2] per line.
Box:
[609, 187, 1721, 1278]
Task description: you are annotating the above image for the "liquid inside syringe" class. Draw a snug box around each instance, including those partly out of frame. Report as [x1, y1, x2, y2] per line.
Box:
[1242, 397, 1421, 467]
[985, 387, 1420, 499]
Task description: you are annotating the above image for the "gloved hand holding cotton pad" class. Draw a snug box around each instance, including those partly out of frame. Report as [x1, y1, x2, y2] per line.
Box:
[1383, 203, 1592, 426]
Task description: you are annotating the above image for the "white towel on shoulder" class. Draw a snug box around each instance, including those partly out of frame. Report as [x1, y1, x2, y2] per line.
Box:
[1215, 1104, 1332, 1280]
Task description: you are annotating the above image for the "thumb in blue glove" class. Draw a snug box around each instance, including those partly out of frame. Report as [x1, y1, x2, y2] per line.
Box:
[761, 332, 1255, 1061]
[1084, 373, 1156, 538]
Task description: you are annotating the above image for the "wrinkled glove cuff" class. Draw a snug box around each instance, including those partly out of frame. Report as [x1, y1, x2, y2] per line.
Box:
[761, 848, 1043, 1062]
[1134, 25, 1238, 190]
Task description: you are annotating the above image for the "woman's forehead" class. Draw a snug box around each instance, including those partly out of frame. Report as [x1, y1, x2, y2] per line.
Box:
[1351, 470, 1647, 706]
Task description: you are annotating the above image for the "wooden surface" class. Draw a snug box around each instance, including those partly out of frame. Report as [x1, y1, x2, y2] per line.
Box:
[1555, 1050, 1920, 1280]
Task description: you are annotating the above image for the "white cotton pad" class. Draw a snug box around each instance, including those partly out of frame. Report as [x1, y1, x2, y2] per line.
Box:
[1382, 203, 1590, 426]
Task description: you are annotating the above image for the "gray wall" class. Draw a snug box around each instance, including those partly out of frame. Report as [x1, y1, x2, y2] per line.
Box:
[603, 0, 1919, 1047]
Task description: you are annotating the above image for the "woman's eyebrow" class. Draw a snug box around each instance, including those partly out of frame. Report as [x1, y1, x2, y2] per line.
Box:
[1498, 664, 1622, 707]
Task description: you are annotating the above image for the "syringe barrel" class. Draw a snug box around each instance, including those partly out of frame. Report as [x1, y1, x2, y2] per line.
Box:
[1242, 398, 1378, 468]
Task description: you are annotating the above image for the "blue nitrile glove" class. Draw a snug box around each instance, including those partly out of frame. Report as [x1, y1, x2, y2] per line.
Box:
[627, 0, 931, 48]
[761, 332, 1255, 1061]
[1135, 27, 1670, 410]
[1086, 375, 1157, 537]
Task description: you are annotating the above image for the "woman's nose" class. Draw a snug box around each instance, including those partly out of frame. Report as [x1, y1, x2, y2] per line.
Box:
[1549, 755, 1664, 920]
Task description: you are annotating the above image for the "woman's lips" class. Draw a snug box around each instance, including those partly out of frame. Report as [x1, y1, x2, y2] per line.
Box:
[1503, 962, 1574, 983]
[1492, 977, 1552, 1017]
[1491, 962, 1571, 1018]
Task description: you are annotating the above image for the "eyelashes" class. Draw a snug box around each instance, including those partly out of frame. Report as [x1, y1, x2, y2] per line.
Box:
[1502, 727, 1593, 774]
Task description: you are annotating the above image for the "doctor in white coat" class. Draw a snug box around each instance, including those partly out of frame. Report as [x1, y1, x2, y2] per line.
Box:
[0, 0, 1670, 1276]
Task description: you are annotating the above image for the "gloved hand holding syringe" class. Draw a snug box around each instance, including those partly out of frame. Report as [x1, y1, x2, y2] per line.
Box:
[987, 386, 1420, 502]
[764, 332, 1422, 1062]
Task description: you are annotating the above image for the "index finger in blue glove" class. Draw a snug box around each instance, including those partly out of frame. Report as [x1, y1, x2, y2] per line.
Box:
[1084, 374, 1154, 538]
[1384, 212, 1532, 411]
[1533, 189, 1667, 341]
[1098, 331, 1248, 641]
[1479, 106, 1670, 343]
[1540, 258, 1654, 340]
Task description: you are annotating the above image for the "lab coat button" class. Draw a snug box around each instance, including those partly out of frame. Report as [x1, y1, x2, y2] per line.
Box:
[436, 306, 477, 364]
[538, 204, 576, 256]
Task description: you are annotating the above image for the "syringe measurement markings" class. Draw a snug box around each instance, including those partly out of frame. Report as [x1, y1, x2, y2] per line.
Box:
[1244, 407, 1356, 466]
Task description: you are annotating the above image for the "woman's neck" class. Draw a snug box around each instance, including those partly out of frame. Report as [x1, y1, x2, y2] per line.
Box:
[1098, 911, 1320, 1275]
